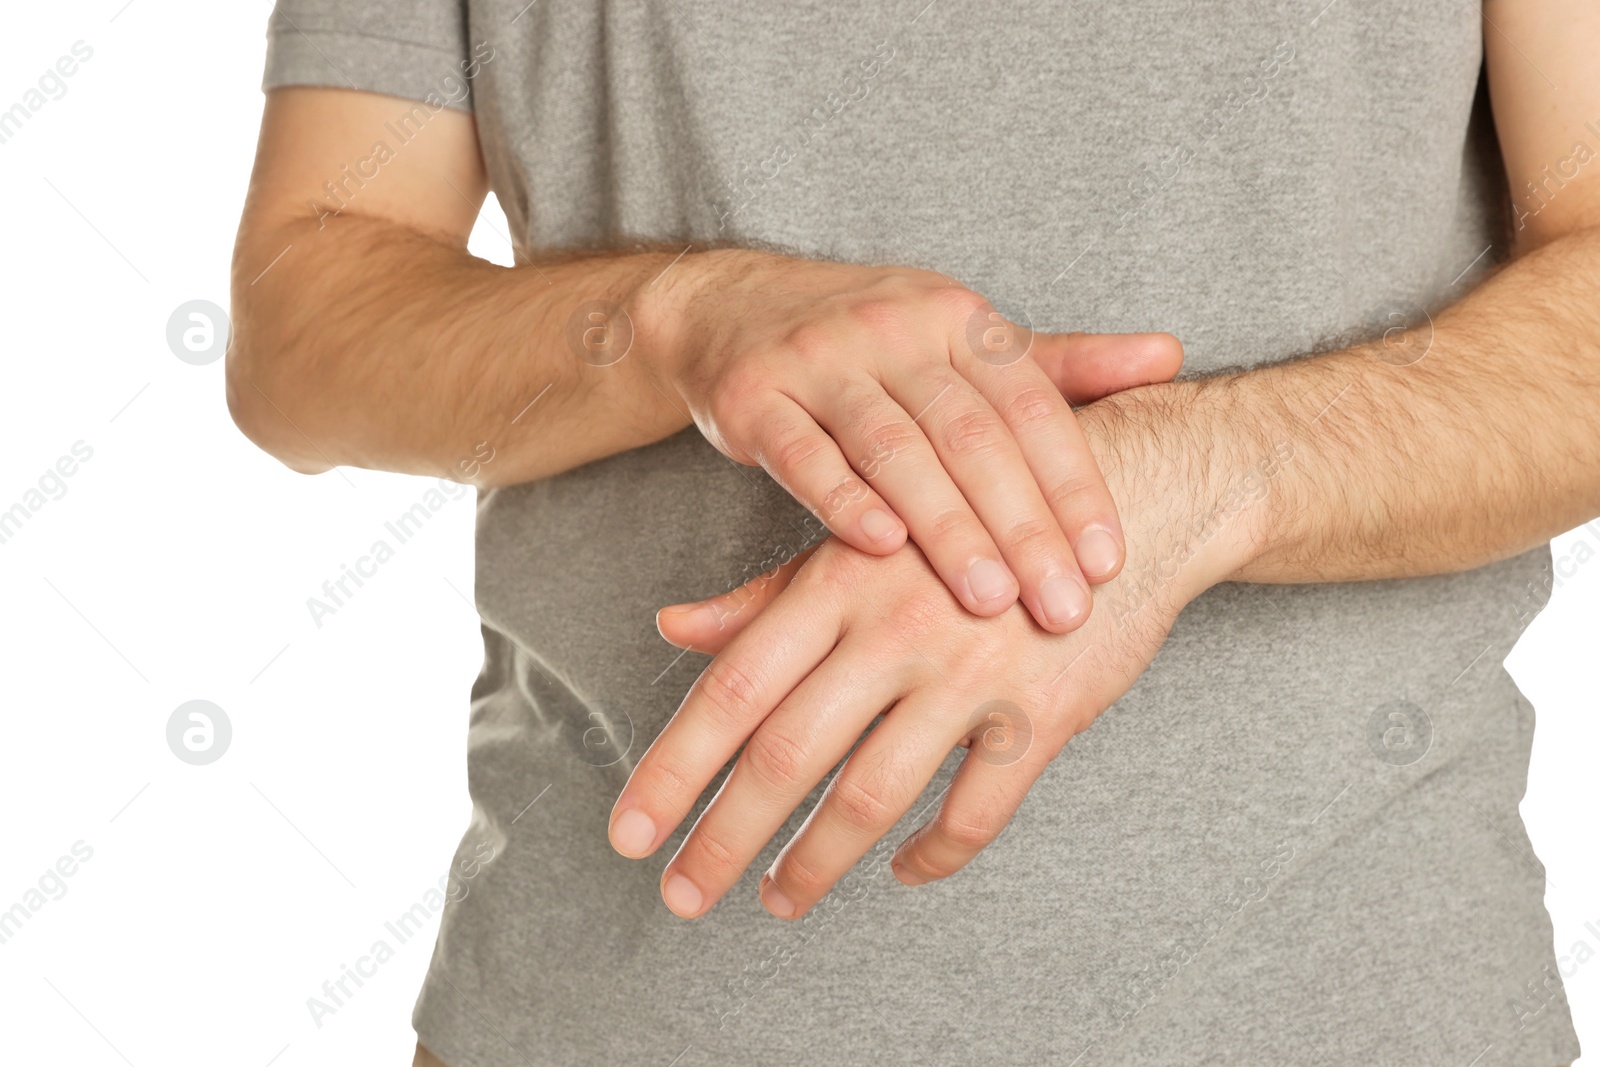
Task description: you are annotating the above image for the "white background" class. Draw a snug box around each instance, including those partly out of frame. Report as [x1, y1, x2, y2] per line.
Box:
[1, 4, 1596, 1066]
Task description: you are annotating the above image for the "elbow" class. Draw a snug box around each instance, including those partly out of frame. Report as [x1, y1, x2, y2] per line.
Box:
[226, 220, 335, 474]
[228, 217, 339, 475]
[224, 324, 331, 476]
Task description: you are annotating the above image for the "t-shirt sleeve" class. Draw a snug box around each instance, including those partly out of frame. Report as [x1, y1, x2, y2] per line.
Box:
[261, 0, 475, 112]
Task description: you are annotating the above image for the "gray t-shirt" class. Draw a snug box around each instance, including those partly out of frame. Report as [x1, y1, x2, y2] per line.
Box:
[264, 2, 1580, 1064]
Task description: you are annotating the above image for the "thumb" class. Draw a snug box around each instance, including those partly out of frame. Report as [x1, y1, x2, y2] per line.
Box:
[656, 545, 818, 654]
[1029, 331, 1184, 404]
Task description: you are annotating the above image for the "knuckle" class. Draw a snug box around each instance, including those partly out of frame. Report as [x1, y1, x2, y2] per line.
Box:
[848, 297, 911, 336]
[930, 284, 988, 319]
[938, 806, 1002, 851]
[891, 587, 959, 642]
[857, 420, 919, 468]
[925, 506, 975, 543]
[694, 659, 765, 731]
[1001, 515, 1059, 556]
[766, 428, 831, 479]
[743, 727, 810, 792]
[938, 406, 1005, 458]
[911, 854, 962, 881]
[781, 322, 834, 363]
[684, 824, 742, 879]
[1000, 384, 1064, 432]
[895, 849, 949, 883]
[1043, 473, 1108, 517]
[796, 539, 872, 595]
[817, 475, 869, 522]
[642, 751, 698, 809]
[829, 773, 897, 833]
[777, 851, 831, 899]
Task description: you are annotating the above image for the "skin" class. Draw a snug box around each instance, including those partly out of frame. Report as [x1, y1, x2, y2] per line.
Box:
[627, 396, 1241, 919]
[228, 6, 1599, 1057]
[610, 0, 1600, 919]
[228, 90, 1182, 631]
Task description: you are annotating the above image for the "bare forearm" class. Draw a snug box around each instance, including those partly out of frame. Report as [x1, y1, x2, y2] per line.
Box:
[1091, 224, 1600, 587]
[227, 214, 690, 485]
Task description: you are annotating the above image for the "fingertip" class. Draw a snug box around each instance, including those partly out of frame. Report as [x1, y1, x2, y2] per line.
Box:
[758, 873, 800, 920]
[962, 558, 1018, 615]
[1083, 558, 1124, 585]
[890, 855, 931, 887]
[661, 872, 705, 919]
[1138, 331, 1185, 380]
[655, 603, 702, 647]
[965, 595, 1016, 618]
[1073, 525, 1125, 583]
[858, 507, 906, 550]
[1033, 574, 1092, 633]
[609, 806, 659, 859]
[846, 530, 905, 557]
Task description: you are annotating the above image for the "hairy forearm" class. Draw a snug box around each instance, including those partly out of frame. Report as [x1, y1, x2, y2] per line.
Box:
[1090, 223, 1600, 587]
[227, 214, 691, 485]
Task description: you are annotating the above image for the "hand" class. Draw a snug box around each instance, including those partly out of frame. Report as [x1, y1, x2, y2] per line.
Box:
[647, 249, 1182, 632]
[609, 392, 1277, 918]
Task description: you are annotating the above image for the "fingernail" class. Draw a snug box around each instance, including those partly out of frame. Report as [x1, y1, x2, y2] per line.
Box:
[759, 874, 797, 919]
[860, 508, 901, 543]
[1039, 575, 1089, 628]
[656, 603, 711, 641]
[1075, 526, 1122, 580]
[966, 558, 1014, 604]
[662, 873, 703, 918]
[610, 808, 657, 857]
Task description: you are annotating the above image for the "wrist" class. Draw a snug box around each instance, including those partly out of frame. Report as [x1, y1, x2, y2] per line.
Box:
[632, 246, 761, 393]
[1077, 379, 1279, 600]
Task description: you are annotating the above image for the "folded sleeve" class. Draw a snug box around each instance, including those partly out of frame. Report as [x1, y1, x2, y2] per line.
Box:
[262, 0, 475, 112]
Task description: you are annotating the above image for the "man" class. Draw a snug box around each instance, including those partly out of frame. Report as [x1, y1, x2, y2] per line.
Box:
[231, 1, 1596, 1064]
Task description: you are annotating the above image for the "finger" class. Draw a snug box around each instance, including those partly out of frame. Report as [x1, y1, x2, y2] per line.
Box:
[967, 357, 1127, 584]
[758, 690, 963, 919]
[810, 382, 1020, 617]
[752, 397, 906, 555]
[656, 546, 818, 653]
[609, 575, 842, 862]
[880, 372, 1090, 633]
[1032, 331, 1184, 403]
[659, 638, 908, 918]
[889, 702, 1056, 887]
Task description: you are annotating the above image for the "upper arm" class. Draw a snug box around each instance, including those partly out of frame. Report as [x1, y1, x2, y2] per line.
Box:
[237, 86, 488, 250]
[1484, 0, 1600, 252]
[227, 87, 489, 468]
